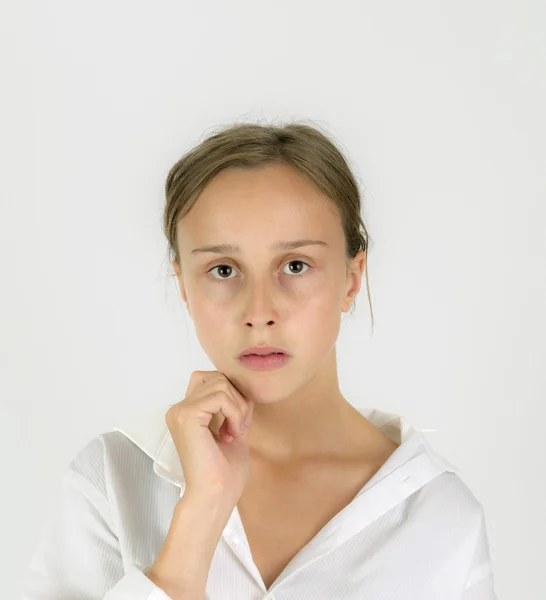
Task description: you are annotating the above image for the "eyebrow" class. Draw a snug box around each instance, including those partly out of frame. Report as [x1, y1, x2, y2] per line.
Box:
[191, 239, 329, 255]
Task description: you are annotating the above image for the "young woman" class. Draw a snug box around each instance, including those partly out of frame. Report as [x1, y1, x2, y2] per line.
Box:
[22, 122, 497, 599]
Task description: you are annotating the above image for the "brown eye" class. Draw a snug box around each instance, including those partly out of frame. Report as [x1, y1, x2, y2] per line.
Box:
[208, 264, 237, 280]
[282, 260, 310, 276]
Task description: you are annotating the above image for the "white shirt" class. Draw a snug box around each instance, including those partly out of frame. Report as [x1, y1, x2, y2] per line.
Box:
[21, 404, 497, 599]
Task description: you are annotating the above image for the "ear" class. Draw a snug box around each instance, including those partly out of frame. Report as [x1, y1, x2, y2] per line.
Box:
[342, 251, 366, 312]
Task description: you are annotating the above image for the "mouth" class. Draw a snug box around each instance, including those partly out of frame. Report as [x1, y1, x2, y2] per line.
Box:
[238, 346, 290, 358]
[237, 352, 292, 371]
[243, 351, 285, 357]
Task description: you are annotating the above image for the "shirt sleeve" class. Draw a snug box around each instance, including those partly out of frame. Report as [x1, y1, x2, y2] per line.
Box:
[461, 506, 498, 600]
[20, 438, 173, 600]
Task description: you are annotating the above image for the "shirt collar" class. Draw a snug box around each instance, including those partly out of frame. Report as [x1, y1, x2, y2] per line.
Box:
[112, 404, 459, 495]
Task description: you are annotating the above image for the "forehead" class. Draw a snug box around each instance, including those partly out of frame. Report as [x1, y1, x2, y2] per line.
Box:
[177, 163, 342, 247]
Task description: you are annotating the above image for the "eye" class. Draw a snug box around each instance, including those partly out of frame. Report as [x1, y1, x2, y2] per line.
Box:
[282, 260, 311, 277]
[207, 260, 311, 281]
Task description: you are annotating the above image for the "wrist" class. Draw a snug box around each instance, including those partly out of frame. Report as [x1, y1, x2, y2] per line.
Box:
[179, 489, 237, 517]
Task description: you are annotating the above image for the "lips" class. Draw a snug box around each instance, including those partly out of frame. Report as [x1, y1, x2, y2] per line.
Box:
[239, 345, 289, 358]
[238, 352, 292, 370]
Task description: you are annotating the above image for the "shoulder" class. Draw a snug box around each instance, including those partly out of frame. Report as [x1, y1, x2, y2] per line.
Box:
[425, 469, 483, 507]
[419, 471, 495, 591]
[67, 429, 157, 499]
[413, 468, 488, 543]
[68, 404, 171, 489]
[401, 430, 487, 532]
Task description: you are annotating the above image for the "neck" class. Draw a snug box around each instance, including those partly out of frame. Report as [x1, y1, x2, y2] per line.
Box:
[236, 347, 374, 463]
[247, 392, 360, 463]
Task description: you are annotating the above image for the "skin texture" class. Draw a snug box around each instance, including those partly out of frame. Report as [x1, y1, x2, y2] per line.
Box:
[171, 161, 395, 466]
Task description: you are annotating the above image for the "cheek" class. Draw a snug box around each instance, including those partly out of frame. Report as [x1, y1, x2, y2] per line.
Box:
[191, 299, 228, 337]
[192, 315, 234, 365]
[292, 291, 342, 343]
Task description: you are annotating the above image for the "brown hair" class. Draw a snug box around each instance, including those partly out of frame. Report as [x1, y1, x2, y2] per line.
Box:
[162, 119, 374, 331]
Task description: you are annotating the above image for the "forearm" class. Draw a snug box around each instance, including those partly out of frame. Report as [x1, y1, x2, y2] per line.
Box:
[146, 493, 234, 600]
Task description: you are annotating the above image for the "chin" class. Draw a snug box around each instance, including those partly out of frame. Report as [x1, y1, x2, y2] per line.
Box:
[247, 381, 297, 406]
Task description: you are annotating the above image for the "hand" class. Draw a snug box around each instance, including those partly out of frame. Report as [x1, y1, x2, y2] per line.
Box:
[165, 370, 254, 508]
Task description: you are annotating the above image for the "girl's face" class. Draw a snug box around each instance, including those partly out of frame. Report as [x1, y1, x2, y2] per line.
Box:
[173, 162, 365, 402]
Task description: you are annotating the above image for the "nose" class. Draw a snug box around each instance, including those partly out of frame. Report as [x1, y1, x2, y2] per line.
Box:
[241, 279, 278, 327]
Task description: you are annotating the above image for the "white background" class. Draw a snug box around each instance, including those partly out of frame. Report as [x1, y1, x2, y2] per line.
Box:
[2, 1, 544, 598]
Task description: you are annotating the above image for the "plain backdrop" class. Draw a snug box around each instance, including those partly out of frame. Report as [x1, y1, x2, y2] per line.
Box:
[1, 1, 545, 598]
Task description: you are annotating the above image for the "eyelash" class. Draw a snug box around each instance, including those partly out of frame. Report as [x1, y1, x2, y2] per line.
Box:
[207, 259, 312, 282]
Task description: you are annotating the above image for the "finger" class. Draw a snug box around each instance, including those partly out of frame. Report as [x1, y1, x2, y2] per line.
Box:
[215, 380, 247, 436]
[185, 372, 247, 438]
[221, 377, 251, 420]
[218, 418, 234, 444]
[211, 389, 246, 439]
